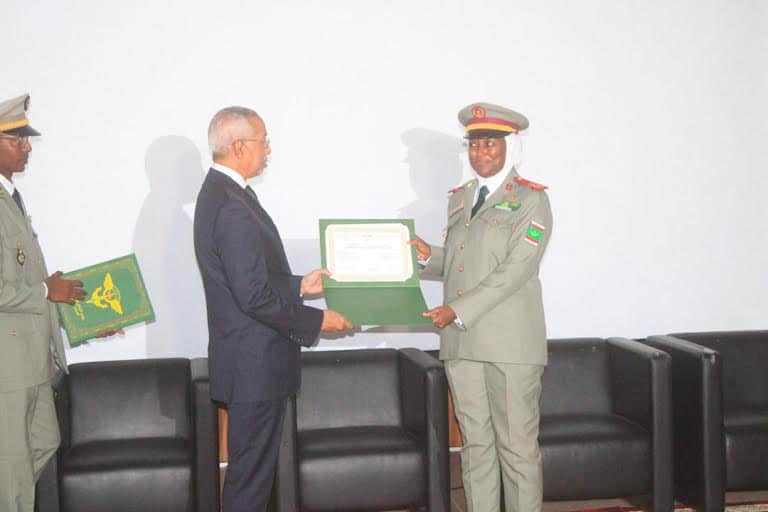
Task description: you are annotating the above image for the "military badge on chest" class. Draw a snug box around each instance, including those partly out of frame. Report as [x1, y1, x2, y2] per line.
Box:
[494, 183, 521, 212]
[16, 241, 26, 266]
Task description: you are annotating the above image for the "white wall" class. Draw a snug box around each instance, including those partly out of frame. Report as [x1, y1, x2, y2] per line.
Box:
[2, 0, 766, 363]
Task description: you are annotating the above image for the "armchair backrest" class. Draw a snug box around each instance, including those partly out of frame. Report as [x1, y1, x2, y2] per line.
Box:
[297, 349, 402, 431]
[540, 338, 614, 416]
[670, 331, 768, 411]
[67, 358, 192, 446]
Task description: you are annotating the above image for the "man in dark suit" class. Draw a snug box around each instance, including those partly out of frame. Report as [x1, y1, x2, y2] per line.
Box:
[194, 106, 353, 512]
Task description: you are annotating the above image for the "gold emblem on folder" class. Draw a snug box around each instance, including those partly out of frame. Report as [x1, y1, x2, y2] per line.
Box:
[74, 272, 124, 320]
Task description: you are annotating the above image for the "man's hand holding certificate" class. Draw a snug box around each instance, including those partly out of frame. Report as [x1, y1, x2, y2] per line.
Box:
[320, 219, 432, 327]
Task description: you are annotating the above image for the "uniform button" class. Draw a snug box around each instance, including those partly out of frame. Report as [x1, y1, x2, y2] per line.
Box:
[492, 219, 498, 225]
[456, 289, 463, 296]
[464, 222, 470, 228]
[458, 265, 464, 272]
[459, 242, 465, 250]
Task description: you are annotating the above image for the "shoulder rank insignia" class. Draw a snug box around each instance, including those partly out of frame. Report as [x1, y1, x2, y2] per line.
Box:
[514, 176, 548, 191]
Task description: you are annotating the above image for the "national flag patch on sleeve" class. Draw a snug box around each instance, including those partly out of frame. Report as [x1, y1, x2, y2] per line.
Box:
[525, 221, 546, 246]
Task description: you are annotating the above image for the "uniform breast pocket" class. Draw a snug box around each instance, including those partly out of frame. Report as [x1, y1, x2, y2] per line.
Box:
[476, 209, 518, 260]
[477, 209, 517, 231]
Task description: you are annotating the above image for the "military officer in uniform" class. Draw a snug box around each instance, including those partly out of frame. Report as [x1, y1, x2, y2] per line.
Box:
[412, 102, 552, 512]
[0, 94, 86, 512]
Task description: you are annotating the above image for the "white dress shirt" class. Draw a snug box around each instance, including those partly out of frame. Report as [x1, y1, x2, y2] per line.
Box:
[211, 162, 248, 188]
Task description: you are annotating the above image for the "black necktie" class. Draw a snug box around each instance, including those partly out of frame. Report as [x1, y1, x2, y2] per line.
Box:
[471, 185, 489, 218]
[11, 189, 24, 215]
[244, 185, 259, 204]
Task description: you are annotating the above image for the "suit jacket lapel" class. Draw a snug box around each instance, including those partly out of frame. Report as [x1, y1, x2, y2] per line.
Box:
[242, 187, 281, 239]
[208, 170, 290, 269]
[461, 180, 476, 224]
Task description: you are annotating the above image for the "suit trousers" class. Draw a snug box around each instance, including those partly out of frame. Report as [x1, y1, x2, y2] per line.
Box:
[445, 360, 544, 512]
[0, 382, 60, 512]
[224, 398, 287, 512]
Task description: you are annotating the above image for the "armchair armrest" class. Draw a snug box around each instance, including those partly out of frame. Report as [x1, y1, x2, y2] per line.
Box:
[399, 348, 450, 512]
[191, 358, 220, 512]
[607, 337, 673, 511]
[51, 370, 70, 452]
[36, 371, 68, 512]
[644, 335, 724, 512]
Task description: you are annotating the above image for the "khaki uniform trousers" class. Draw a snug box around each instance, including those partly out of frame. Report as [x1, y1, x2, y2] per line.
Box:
[445, 359, 544, 512]
[0, 382, 60, 512]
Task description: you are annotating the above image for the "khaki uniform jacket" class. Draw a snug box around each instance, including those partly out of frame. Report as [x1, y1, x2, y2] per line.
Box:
[0, 184, 67, 392]
[424, 168, 552, 365]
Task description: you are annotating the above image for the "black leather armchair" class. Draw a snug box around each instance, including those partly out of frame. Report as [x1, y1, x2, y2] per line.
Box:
[273, 348, 449, 512]
[37, 358, 219, 512]
[646, 331, 768, 511]
[539, 338, 673, 511]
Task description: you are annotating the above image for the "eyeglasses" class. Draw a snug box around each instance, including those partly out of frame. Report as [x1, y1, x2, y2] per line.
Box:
[466, 138, 499, 149]
[0, 135, 31, 149]
[236, 137, 270, 148]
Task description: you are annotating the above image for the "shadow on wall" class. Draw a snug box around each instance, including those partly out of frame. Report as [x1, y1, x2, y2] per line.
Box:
[399, 128, 464, 243]
[132, 136, 208, 358]
[399, 128, 463, 309]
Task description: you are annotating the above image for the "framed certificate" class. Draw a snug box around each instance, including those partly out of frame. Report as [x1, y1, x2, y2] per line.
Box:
[57, 254, 155, 345]
[320, 219, 431, 327]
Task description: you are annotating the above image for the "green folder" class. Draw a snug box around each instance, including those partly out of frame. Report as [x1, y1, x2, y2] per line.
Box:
[319, 219, 431, 327]
[57, 254, 155, 345]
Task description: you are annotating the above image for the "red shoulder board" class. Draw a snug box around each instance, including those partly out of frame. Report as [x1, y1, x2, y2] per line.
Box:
[513, 176, 548, 191]
[447, 185, 465, 194]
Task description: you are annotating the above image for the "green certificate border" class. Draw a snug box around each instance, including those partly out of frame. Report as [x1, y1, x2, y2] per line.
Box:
[319, 218, 420, 289]
[319, 219, 432, 326]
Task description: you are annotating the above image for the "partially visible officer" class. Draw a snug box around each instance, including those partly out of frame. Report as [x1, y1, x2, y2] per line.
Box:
[411, 102, 552, 512]
[0, 94, 86, 512]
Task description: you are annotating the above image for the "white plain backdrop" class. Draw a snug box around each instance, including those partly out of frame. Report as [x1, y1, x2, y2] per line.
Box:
[2, 1, 766, 363]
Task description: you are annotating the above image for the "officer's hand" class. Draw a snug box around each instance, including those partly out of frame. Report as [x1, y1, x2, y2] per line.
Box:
[423, 305, 457, 329]
[408, 236, 432, 262]
[45, 271, 86, 305]
[95, 328, 126, 338]
[321, 310, 354, 332]
[301, 269, 331, 297]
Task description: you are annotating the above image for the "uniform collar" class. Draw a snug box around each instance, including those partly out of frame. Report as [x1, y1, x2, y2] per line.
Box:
[0, 173, 15, 195]
[476, 168, 510, 196]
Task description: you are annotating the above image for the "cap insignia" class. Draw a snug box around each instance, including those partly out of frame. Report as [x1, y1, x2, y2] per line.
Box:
[471, 105, 486, 118]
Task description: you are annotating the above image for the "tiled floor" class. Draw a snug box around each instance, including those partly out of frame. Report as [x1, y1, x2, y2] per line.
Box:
[220, 455, 768, 512]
